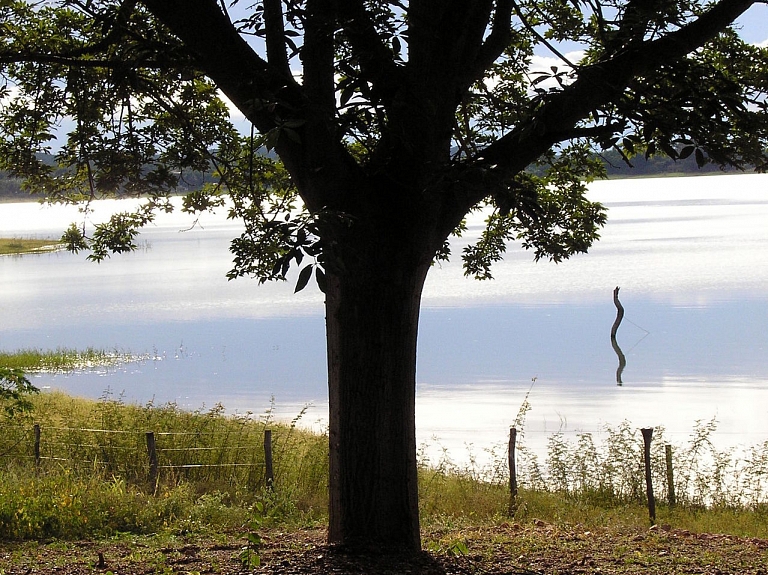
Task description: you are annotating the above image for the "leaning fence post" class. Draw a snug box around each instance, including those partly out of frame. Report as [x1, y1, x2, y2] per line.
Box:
[665, 444, 676, 508]
[33, 424, 41, 471]
[264, 429, 274, 490]
[508, 427, 518, 514]
[641, 428, 656, 525]
[146, 431, 159, 495]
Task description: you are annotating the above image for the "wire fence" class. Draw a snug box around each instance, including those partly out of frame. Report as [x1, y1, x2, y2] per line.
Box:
[505, 422, 768, 514]
[2, 415, 766, 514]
[0, 422, 275, 493]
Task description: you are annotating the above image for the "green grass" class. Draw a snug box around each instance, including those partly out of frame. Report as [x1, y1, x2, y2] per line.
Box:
[0, 237, 64, 255]
[0, 347, 143, 372]
[0, 392, 329, 539]
[0, 391, 766, 542]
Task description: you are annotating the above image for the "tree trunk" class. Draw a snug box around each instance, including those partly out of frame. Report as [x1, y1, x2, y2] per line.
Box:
[325, 247, 430, 551]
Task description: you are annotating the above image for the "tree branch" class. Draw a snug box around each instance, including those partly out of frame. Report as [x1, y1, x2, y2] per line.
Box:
[396, 1, 498, 151]
[140, 0, 298, 131]
[140, 0, 359, 213]
[608, 0, 659, 52]
[64, 0, 141, 55]
[585, 0, 609, 46]
[478, 0, 757, 171]
[264, 0, 292, 79]
[471, 0, 514, 81]
[334, 1, 403, 106]
[511, 1, 579, 70]
[303, 0, 336, 115]
[449, 0, 758, 213]
[408, 0, 495, 84]
[0, 52, 115, 67]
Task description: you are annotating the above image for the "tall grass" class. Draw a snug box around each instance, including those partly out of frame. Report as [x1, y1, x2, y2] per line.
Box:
[0, 237, 63, 255]
[0, 391, 328, 539]
[0, 391, 766, 541]
[510, 418, 768, 509]
[416, 422, 768, 538]
[0, 471, 221, 539]
[0, 347, 141, 372]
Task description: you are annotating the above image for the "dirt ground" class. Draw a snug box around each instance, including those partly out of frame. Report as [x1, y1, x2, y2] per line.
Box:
[2, 523, 767, 574]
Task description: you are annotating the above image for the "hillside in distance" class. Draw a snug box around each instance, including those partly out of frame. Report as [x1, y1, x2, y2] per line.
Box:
[599, 148, 731, 177]
[0, 150, 740, 201]
[0, 154, 216, 202]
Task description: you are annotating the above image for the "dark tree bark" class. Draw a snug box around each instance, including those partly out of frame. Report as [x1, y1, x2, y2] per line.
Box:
[323, 198, 440, 550]
[326, 263, 427, 549]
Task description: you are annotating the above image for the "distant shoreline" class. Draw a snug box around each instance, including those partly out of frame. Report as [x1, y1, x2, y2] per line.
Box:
[0, 168, 751, 206]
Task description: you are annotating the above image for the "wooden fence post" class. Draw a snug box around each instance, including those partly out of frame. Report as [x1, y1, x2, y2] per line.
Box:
[146, 431, 158, 495]
[641, 428, 656, 525]
[508, 427, 518, 514]
[33, 424, 40, 471]
[665, 444, 676, 507]
[264, 429, 274, 490]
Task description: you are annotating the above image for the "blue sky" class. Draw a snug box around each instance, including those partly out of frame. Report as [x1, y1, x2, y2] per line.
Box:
[735, 4, 768, 45]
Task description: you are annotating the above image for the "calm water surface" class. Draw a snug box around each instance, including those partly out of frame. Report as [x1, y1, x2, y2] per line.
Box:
[2, 174, 768, 462]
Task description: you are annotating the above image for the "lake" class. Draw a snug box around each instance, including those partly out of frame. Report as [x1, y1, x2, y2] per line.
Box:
[1, 173, 768, 466]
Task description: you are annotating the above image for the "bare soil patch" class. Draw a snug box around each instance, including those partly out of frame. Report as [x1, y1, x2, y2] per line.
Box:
[1, 523, 766, 574]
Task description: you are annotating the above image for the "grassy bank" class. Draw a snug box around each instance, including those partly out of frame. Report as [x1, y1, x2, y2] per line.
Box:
[0, 347, 142, 373]
[0, 392, 327, 539]
[0, 391, 766, 544]
[0, 237, 64, 255]
[0, 391, 766, 574]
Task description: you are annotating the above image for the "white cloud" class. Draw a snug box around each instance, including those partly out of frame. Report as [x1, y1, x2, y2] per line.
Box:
[528, 50, 585, 90]
[481, 49, 586, 93]
[529, 50, 586, 74]
[218, 91, 246, 122]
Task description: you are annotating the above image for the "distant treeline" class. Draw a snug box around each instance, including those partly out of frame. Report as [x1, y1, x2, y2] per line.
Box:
[0, 149, 737, 201]
[0, 174, 32, 200]
[599, 148, 730, 178]
[0, 156, 217, 201]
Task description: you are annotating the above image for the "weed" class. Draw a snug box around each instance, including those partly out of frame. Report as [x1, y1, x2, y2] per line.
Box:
[238, 501, 264, 568]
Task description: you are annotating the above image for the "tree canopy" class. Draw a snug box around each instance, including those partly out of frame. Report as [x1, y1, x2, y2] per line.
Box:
[2, 0, 767, 551]
[2, 1, 764, 278]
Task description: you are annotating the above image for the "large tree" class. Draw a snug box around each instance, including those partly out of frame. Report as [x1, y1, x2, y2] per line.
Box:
[1, 0, 767, 551]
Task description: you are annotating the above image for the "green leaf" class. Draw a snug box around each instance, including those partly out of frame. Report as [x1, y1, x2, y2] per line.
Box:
[679, 146, 696, 159]
[660, 141, 679, 160]
[61, 223, 88, 253]
[695, 148, 707, 168]
[0, 367, 39, 417]
[295, 264, 313, 293]
[315, 267, 327, 294]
